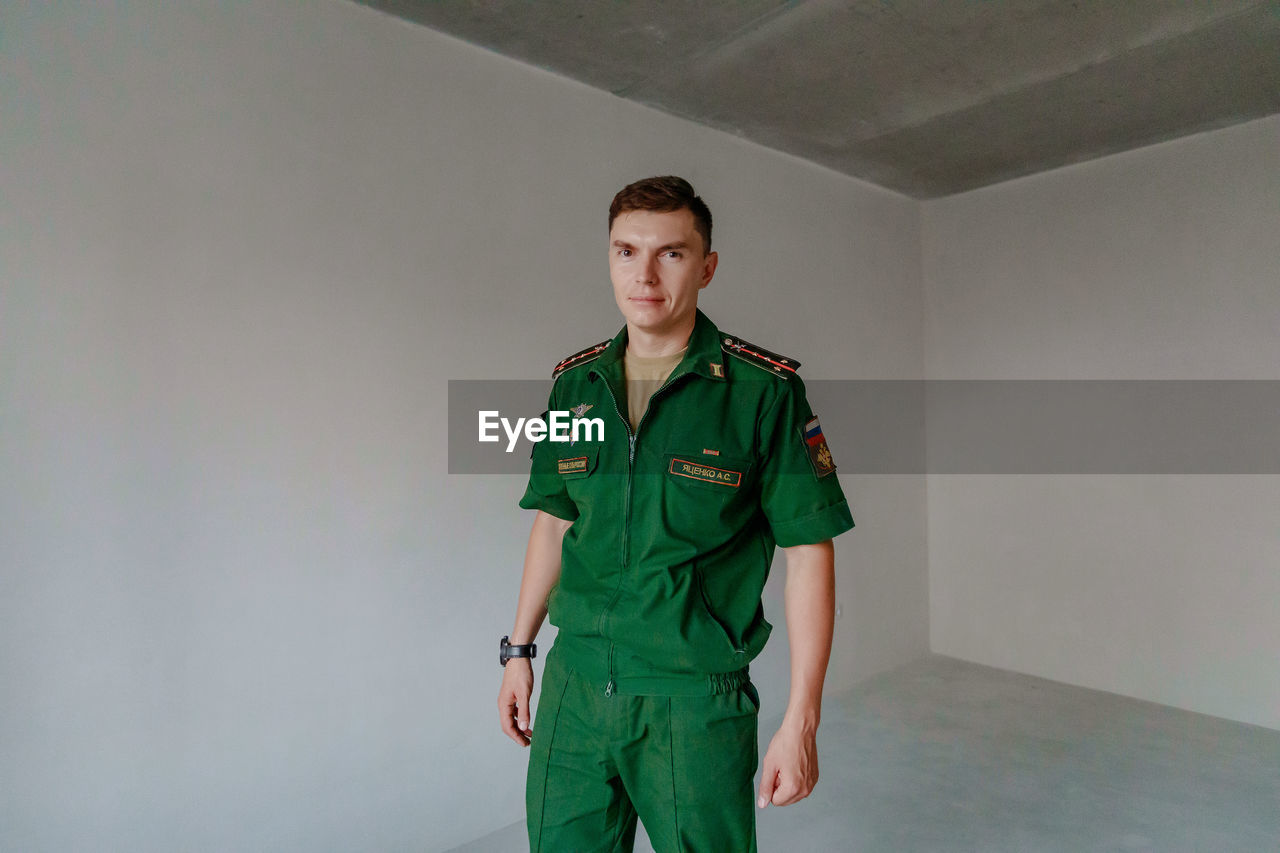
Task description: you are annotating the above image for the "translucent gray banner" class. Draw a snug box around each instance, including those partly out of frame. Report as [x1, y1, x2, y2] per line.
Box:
[448, 380, 1280, 475]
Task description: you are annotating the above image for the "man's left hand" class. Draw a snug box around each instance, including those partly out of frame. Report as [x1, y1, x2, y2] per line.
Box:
[757, 720, 819, 808]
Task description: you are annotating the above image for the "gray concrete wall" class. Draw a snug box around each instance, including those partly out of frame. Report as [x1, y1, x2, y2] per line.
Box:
[0, 1, 924, 849]
[922, 115, 1280, 731]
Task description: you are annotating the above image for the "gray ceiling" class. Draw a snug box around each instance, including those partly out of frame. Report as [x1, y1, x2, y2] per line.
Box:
[354, 0, 1280, 198]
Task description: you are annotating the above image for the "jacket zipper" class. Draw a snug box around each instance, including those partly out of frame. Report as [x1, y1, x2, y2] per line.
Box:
[595, 369, 691, 696]
[597, 379, 630, 697]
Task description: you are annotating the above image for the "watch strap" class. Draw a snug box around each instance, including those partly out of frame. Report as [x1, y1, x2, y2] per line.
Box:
[500, 635, 537, 666]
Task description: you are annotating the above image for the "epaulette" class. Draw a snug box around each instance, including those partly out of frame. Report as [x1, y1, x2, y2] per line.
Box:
[552, 339, 611, 379]
[720, 334, 801, 379]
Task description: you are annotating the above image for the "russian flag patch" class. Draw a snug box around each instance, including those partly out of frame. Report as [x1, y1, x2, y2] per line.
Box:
[801, 416, 836, 478]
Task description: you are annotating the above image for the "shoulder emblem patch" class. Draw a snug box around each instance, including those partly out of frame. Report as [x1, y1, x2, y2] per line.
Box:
[801, 416, 836, 478]
[552, 340, 611, 379]
[721, 335, 800, 379]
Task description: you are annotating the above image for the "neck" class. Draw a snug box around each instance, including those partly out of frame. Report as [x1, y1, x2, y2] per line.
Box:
[626, 316, 696, 359]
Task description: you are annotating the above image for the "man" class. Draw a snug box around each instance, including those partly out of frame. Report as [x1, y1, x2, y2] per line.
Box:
[498, 176, 854, 852]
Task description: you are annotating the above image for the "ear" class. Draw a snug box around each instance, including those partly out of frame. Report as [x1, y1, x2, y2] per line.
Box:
[700, 251, 719, 288]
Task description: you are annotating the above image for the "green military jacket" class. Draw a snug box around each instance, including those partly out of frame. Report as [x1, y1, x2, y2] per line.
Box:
[520, 309, 854, 692]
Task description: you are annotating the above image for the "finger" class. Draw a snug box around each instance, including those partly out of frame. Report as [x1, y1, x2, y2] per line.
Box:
[505, 719, 530, 747]
[498, 698, 517, 740]
[772, 776, 813, 807]
[498, 695, 530, 746]
[757, 766, 778, 809]
[517, 689, 531, 734]
[500, 710, 519, 743]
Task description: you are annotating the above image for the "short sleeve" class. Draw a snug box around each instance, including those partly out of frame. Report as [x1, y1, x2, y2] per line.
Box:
[518, 393, 580, 522]
[757, 376, 854, 547]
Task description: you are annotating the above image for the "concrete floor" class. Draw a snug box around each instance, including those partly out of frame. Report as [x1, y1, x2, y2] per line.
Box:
[451, 655, 1280, 852]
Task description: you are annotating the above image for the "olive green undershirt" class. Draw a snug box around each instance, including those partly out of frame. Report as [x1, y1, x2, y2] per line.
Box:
[624, 346, 687, 433]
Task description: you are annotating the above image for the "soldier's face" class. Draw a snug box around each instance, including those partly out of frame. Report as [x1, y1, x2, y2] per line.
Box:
[609, 208, 718, 338]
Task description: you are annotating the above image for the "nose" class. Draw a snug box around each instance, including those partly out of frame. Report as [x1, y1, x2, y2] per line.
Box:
[636, 254, 658, 284]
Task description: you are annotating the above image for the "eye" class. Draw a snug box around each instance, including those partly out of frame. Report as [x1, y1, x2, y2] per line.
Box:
[617, 248, 632, 258]
[664, 251, 682, 259]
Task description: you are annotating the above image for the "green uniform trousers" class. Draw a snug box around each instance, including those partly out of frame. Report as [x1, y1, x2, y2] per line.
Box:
[526, 647, 760, 853]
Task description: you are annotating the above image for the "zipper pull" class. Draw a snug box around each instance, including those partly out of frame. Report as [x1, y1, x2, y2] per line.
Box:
[628, 434, 636, 461]
[605, 678, 615, 697]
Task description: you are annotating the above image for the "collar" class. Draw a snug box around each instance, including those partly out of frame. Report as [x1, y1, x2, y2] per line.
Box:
[589, 309, 728, 384]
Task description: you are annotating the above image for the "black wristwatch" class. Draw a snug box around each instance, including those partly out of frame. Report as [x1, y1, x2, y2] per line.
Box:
[500, 635, 537, 666]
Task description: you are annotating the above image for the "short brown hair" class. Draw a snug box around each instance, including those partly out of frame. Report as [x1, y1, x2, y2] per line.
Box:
[609, 176, 713, 253]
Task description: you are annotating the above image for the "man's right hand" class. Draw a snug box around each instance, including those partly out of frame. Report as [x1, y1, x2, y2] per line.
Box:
[500, 511, 570, 747]
[498, 658, 535, 746]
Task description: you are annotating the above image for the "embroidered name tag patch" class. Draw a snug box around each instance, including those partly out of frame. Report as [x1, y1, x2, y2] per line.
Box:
[558, 456, 588, 475]
[669, 457, 742, 488]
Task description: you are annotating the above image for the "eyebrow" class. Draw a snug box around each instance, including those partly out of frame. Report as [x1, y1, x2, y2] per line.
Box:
[611, 240, 690, 252]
